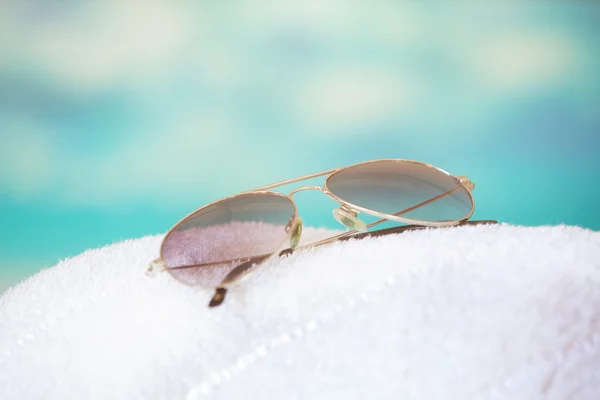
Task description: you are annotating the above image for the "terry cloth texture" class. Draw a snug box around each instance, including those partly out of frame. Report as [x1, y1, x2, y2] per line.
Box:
[0, 224, 599, 400]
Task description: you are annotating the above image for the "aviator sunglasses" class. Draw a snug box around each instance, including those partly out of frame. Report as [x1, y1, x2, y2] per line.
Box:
[147, 159, 497, 307]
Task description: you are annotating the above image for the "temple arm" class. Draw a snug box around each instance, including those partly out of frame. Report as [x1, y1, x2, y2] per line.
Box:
[168, 220, 498, 271]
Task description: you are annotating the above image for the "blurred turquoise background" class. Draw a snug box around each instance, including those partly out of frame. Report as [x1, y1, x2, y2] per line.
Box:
[1, 2, 599, 293]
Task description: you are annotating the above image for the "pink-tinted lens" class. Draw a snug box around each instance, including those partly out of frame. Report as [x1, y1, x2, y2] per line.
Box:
[326, 160, 473, 222]
[161, 193, 295, 287]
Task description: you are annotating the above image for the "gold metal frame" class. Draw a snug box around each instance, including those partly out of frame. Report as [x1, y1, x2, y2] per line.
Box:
[147, 158, 491, 308]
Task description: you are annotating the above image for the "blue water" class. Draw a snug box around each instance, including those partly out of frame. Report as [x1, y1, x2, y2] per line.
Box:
[1, 2, 599, 291]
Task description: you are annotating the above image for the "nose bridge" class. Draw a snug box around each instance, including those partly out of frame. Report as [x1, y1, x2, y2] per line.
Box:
[288, 185, 325, 197]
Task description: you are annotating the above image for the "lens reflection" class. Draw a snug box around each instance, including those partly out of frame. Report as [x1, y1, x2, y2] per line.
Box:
[161, 193, 295, 287]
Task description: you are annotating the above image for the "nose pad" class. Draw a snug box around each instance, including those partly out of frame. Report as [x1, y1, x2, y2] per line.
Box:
[286, 217, 303, 249]
[332, 208, 367, 232]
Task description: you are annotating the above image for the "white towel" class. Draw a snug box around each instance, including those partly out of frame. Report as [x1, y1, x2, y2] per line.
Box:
[0, 223, 599, 400]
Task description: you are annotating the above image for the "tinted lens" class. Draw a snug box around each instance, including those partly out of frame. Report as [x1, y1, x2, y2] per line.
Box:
[161, 193, 295, 287]
[326, 161, 473, 222]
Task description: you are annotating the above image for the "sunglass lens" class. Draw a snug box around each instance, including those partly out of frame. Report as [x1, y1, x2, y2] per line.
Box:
[161, 193, 296, 287]
[326, 161, 473, 223]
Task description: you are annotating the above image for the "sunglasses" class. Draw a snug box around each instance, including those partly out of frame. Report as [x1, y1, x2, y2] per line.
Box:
[147, 159, 497, 307]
